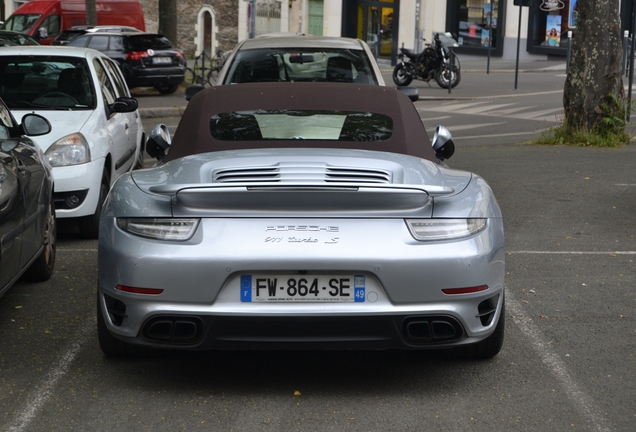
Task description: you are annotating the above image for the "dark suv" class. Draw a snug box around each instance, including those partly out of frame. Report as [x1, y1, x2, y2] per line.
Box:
[68, 32, 186, 94]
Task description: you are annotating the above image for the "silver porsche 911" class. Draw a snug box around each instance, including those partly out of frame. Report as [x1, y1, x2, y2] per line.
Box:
[97, 82, 505, 359]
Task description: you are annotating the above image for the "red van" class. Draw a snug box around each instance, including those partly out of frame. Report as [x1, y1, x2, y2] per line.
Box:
[1, 0, 145, 45]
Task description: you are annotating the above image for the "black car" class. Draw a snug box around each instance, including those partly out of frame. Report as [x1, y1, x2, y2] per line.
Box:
[0, 98, 56, 298]
[52, 25, 141, 46]
[68, 32, 186, 94]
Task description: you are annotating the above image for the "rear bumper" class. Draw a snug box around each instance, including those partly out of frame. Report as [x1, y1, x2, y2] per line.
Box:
[126, 66, 185, 88]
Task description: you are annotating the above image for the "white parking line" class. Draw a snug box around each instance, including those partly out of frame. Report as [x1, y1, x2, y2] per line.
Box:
[4, 317, 94, 432]
[506, 289, 612, 432]
[509, 251, 636, 255]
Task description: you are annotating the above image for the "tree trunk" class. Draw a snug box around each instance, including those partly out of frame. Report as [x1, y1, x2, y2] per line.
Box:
[563, 0, 625, 131]
[85, 0, 97, 26]
[158, 0, 178, 46]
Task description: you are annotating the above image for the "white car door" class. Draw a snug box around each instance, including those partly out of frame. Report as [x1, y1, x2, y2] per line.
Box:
[102, 56, 141, 166]
[92, 57, 135, 179]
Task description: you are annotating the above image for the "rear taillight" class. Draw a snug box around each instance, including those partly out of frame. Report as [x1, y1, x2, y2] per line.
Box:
[127, 51, 148, 61]
[175, 50, 184, 59]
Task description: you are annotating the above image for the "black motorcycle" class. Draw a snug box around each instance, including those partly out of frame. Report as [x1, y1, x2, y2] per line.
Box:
[392, 33, 461, 89]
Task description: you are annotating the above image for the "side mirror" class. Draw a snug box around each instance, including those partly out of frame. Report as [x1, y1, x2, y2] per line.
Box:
[21, 113, 51, 136]
[109, 97, 138, 113]
[431, 125, 455, 161]
[185, 85, 205, 101]
[146, 124, 171, 159]
[37, 27, 48, 39]
[396, 86, 419, 102]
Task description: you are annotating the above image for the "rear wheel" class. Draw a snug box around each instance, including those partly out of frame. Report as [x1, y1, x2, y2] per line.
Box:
[78, 167, 109, 239]
[24, 194, 56, 282]
[392, 63, 413, 86]
[439, 298, 505, 360]
[155, 84, 179, 94]
[435, 65, 461, 89]
[97, 290, 158, 358]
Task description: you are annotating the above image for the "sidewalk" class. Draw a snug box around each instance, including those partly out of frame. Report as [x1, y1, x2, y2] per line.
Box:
[135, 58, 567, 119]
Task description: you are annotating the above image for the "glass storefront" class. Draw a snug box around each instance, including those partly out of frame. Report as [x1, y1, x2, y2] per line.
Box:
[446, 0, 506, 56]
[527, 0, 577, 56]
[356, 0, 395, 59]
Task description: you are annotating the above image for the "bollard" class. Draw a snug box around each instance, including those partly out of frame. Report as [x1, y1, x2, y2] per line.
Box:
[623, 31, 629, 76]
[566, 31, 572, 75]
[449, 50, 453, 94]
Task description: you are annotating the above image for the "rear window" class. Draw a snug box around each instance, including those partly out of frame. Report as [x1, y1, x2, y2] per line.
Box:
[127, 35, 173, 51]
[224, 48, 378, 85]
[210, 110, 393, 142]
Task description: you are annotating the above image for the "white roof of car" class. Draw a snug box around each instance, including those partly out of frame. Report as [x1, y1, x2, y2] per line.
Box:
[238, 35, 366, 50]
[0, 45, 103, 57]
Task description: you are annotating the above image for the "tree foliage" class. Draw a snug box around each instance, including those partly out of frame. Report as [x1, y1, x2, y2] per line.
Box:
[563, 0, 625, 136]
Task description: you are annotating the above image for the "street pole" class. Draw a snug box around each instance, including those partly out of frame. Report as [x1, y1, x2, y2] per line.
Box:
[628, 0, 636, 122]
[487, 0, 493, 74]
[514, 3, 522, 90]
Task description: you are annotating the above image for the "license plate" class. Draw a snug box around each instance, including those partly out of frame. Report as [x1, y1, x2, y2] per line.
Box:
[152, 57, 172, 64]
[240, 275, 365, 302]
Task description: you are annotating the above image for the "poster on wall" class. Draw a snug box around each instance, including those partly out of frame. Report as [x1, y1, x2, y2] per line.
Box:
[569, 0, 578, 28]
[545, 15, 562, 47]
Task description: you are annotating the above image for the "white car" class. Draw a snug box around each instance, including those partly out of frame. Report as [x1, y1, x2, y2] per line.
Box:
[216, 35, 386, 86]
[0, 46, 145, 238]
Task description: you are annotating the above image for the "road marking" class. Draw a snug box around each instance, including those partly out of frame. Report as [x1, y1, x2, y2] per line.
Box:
[506, 289, 613, 432]
[453, 131, 538, 139]
[509, 251, 636, 255]
[446, 122, 506, 132]
[4, 318, 94, 432]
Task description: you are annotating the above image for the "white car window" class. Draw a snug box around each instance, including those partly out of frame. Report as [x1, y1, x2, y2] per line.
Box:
[101, 57, 129, 98]
[92, 58, 116, 105]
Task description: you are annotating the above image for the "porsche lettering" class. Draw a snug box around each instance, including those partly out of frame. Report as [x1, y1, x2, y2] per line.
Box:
[265, 226, 339, 232]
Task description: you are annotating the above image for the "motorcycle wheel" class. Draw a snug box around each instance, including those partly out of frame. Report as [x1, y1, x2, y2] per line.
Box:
[435, 65, 461, 89]
[392, 64, 413, 87]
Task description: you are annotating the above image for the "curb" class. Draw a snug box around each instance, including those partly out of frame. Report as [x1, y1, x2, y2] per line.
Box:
[139, 106, 186, 119]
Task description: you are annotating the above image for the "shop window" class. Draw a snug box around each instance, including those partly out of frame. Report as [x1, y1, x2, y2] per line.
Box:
[528, 0, 576, 55]
[446, 0, 505, 56]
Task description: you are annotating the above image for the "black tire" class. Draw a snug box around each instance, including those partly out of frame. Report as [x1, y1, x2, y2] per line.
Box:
[392, 63, 413, 86]
[97, 290, 158, 358]
[78, 167, 109, 239]
[437, 298, 505, 360]
[435, 65, 461, 89]
[155, 84, 179, 94]
[24, 194, 56, 282]
[133, 137, 145, 170]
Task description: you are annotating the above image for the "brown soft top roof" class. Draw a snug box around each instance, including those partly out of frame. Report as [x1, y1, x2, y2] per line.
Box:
[165, 82, 435, 162]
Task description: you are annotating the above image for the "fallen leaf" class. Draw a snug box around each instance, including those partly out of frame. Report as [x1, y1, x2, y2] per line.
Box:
[293, 391, 301, 396]
[15, 306, 22, 309]
[610, 254, 617, 257]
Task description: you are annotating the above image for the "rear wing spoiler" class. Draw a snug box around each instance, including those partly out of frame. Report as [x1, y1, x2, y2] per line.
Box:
[148, 183, 455, 217]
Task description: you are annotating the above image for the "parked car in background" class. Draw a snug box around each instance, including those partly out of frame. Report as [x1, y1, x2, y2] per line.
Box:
[97, 82, 504, 359]
[0, 30, 40, 46]
[68, 32, 186, 94]
[0, 97, 56, 298]
[0, 0, 145, 45]
[52, 25, 141, 46]
[217, 35, 386, 85]
[0, 46, 145, 238]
